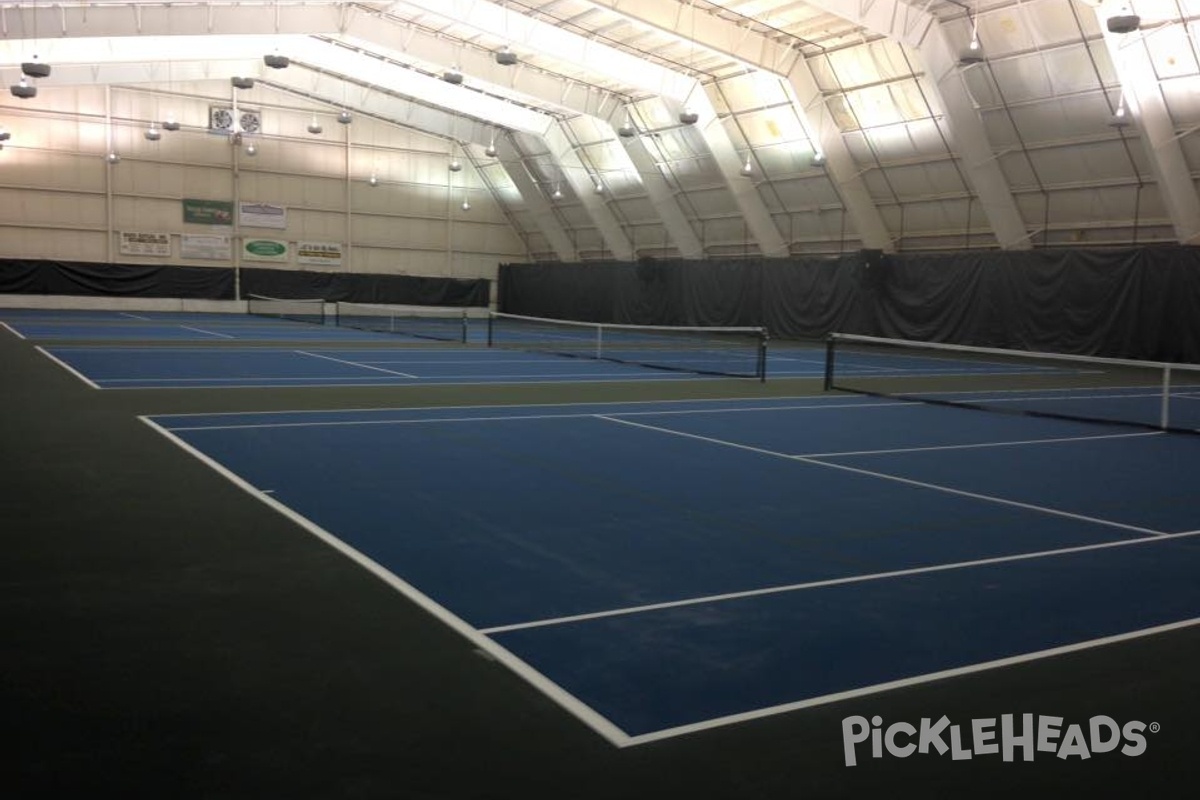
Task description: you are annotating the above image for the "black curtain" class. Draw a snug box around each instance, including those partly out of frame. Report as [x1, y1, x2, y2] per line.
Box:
[498, 247, 1200, 361]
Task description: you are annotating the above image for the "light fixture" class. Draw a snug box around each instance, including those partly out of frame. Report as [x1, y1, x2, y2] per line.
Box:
[442, 66, 464, 85]
[461, 199, 471, 211]
[368, 174, 379, 187]
[958, 8, 985, 65]
[449, 158, 462, 172]
[337, 110, 352, 124]
[145, 124, 161, 141]
[495, 45, 518, 66]
[1107, 11, 1141, 34]
[245, 143, 258, 156]
[741, 158, 753, 177]
[231, 76, 255, 90]
[593, 181, 604, 194]
[485, 134, 498, 158]
[106, 152, 120, 164]
[551, 185, 563, 200]
[21, 60, 50, 79]
[810, 151, 827, 168]
[0, 130, 10, 142]
[163, 117, 180, 132]
[263, 54, 290, 69]
[678, 108, 699, 125]
[618, 119, 636, 138]
[307, 116, 323, 135]
[10, 77, 37, 99]
[1109, 103, 1131, 128]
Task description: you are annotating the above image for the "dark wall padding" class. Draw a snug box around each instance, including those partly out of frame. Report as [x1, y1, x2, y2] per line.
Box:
[239, 268, 489, 307]
[499, 247, 1200, 361]
[0, 260, 235, 299]
[0, 260, 490, 308]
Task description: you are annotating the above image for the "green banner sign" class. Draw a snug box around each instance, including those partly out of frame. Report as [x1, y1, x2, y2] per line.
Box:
[183, 198, 234, 226]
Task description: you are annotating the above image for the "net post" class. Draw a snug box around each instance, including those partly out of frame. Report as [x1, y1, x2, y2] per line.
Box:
[1161, 364, 1172, 429]
[460, 309, 469, 344]
[487, 312, 495, 347]
[758, 329, 768, 382]
[823, 334, 836, 391]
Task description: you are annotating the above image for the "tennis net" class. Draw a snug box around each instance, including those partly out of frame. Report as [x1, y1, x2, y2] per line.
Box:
[824, 332, 1200, 432]
[334, 302, 488, 343]
[247, 294, 326, 326]
[488, 312, 769, 380]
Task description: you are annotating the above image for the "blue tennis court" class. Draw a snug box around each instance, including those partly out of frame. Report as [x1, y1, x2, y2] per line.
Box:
[145, 394, 1200, 745]
[0, 308, 389, 342]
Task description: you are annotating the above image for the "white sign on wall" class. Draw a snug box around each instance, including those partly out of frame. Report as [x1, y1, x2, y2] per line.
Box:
[297, 241, 344, 268]
[118, 231, 172, 257]
[239, 202, 287, 230]
[180, 234, 232, 260]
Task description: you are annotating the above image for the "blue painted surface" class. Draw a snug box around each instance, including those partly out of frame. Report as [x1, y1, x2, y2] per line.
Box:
[153, 399, 1200, 738]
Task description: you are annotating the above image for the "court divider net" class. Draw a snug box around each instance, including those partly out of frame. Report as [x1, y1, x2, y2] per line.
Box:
[487, 312, 769, 381]
[246, 294, 327, 326]
[824, 332, 1200, 433]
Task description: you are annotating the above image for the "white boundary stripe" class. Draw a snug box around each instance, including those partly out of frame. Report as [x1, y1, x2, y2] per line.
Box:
[180, 325, 236, 339]
[156, 400, 924, 432]
[137, 416, 633, 747]
[148, 393, 874, 421]
[118, 311, 153, 321]
[1, 321, 27, 339]
[294, 349, 418, 378]
[481, 528, 1200, 635]
[795, 430, 1162, 458]
[597, 415, 1168, 537]
[34, 345, 101, 389]
[622, 617, 1200, 746]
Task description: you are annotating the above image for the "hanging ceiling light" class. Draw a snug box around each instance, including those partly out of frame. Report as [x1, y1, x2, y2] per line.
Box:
[461, 199, 471, 211]
[162, 117, 180, 132]
[448, 158, 463, 172]
[442, 66, 464, 85]
[551, 185, 563, 200]
[263, 53, 290, 69]
[10, 76, 37, 99]
[618, 119, 637, 138]
[741, 158, 753, 177]
[958, 7, 985, 65]
[106, 152, 120, 164]
[810, 151, 827, 168]
[678, 108, 699, 125]
[307, 116, 323, 134]
[145, 124, 162, 141]
[1107, 7, 1141, 34]
[494, 45, 518, 66]
[231, 76, 255, 90]
[245, 143, 258, 156]
[337, 110, 352, 124]
[485, 134, 498, 158]
[21, 55, 50, 79]
[1108, 102, 1132, 128]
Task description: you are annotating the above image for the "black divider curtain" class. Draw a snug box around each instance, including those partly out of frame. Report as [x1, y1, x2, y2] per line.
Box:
[240, 268, 490, 307]
[0, 260, 490, 308]
[0, 260, 234, 298]
[498, 247, 1200, 361]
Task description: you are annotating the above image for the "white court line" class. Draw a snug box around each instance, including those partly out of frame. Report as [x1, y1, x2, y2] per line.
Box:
[481, 527, 1199, 635]
[180, 325, 236, 339]
[623, 617, 1200, 747]
[294, 349, 418, 378]
[34, 345, 101, 389]
[158, 399, 921, 432]
[795, 429, 1163, 458]
[598, 415, 1167, 537]
[1, 321, 26, 340]
[138, 416, 633, 748]
[118, 312, 153, 321]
